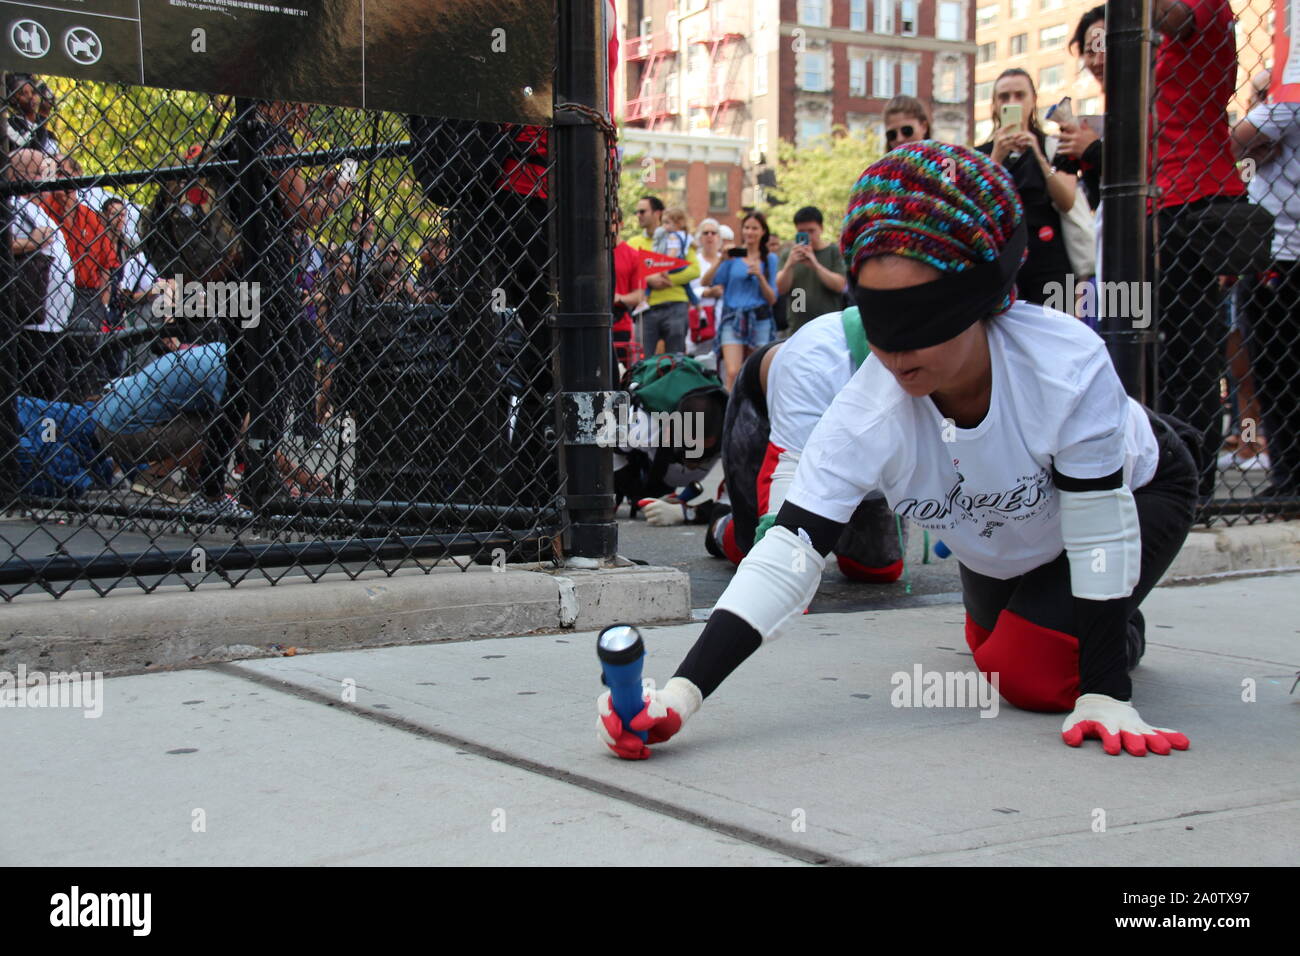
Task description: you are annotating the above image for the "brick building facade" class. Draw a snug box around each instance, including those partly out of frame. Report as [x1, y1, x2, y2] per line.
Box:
[618, 0, 976, 209]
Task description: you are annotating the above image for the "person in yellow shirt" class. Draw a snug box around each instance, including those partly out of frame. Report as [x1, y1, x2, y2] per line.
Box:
[628, 196, 700, 354]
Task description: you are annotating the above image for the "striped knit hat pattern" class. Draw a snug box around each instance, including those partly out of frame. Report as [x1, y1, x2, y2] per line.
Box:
[839, 142, 1025, 292]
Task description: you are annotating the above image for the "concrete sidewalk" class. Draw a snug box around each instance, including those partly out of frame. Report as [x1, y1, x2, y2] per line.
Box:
[3, 573, 1296, 866]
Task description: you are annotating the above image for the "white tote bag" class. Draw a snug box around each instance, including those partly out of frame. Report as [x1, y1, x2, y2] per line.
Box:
[1047, 135, 1097, 278]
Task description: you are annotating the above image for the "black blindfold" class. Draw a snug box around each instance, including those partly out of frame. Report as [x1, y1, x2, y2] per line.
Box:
[852, 220, 1027, 352]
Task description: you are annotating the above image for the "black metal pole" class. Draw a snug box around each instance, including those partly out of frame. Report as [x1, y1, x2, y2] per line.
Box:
[0, 529, 551, 588]
[1101, 0, 1154, 402]
[0, 140, 416, 199]
[16, 495, 560, 526]
[229, 98, 276, 510]
[554, 0, 617, 561]
[0, 73, 17, 501]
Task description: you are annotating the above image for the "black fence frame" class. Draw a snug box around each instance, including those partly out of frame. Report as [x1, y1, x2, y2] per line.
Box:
[0, 0, 618, 596]
[1102, 0, 1300, 524]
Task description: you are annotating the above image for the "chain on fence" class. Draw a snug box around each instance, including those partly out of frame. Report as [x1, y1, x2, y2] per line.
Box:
[1148, 0, 1299, 525]
[0, 74, 581, 598]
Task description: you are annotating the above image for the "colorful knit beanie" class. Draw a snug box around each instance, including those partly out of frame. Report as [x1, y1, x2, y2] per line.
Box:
[840, 142, 1027, 351]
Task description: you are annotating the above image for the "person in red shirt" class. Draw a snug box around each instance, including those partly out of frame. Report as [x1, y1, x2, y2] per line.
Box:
[44, 154, 121, 398]
[611, 207, 646, 371]
[1151, 0, 1248, 500]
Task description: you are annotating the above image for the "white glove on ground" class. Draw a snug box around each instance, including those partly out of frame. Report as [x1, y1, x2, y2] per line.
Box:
[639, 497, 687, 526]
[1061, 693, 1190, 756]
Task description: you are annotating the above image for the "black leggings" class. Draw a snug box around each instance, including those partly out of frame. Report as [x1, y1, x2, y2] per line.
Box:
[718, 341, 778, 552]
[960, 408, 1198, 702]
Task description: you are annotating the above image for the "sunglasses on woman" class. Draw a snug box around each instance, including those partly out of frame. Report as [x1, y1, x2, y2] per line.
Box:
[885, 125, 915, 143]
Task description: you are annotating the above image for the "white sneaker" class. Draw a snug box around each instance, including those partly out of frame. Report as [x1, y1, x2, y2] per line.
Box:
[1218, 451, 1271, 471]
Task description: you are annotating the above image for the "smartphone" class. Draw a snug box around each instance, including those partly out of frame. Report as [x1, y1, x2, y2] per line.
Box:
[1000, 103, 1023, 133]
[795, 231, 810, 245]
[727, 247, 748, 258]
[339, 158, 358, 185]
[1046, 97, 1074, 125]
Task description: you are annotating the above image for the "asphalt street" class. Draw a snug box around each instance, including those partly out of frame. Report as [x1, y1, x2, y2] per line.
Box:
[617, 512, 965, 613]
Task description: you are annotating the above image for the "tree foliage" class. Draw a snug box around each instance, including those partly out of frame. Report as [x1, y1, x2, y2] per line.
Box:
[759, 126, 884, 242]
[616, 133, 660, 242]
[41, 78, 439, 253]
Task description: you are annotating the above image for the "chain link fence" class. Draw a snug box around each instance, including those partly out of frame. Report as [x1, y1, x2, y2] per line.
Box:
[1148, 0, 1299, 525]
[0, 69, 615, 598]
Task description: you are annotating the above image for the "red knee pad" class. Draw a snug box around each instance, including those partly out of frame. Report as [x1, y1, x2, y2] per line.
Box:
[720, 515, 744, 566]
[971, 610, 1079, 712]
[964, 614, 991, 654]
[835, 554, 903, 583]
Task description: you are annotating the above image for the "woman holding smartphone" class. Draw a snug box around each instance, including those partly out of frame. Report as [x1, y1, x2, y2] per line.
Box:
[701, 211, 779, 390]
[978, 69, 1077, 305]
[1054, 6, 1106, 210]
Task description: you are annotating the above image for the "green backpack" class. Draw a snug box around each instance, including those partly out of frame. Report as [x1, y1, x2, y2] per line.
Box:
[622, 353, 724, 415]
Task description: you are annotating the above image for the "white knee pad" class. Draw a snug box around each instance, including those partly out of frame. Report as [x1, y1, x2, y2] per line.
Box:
[713, 523, 825, 642]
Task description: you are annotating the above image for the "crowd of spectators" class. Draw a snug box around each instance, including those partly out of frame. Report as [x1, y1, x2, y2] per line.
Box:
[8, 0, 1299, 519]
[621, 0, 1296, 508]
[5, 83, 467, 513]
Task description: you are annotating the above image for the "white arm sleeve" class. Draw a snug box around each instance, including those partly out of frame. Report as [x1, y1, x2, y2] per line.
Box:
[713, 524, 825, 643]
[1059, 487, 1141, 600]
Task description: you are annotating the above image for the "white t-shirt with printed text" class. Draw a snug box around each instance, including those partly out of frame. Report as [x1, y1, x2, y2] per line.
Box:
[787, 301, 1160, 579]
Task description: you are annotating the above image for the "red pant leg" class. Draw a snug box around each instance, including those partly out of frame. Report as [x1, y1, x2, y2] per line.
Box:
[720, 514, 744, 566]
[964, 613, 992, 653]
[971, 609, 1080, 712]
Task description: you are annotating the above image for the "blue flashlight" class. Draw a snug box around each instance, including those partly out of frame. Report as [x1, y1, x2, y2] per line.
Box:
[598, 624, 647, 742]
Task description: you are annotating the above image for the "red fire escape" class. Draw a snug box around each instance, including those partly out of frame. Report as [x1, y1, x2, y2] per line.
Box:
[686, 12, 744, 129]
[625, 31, 677, 130]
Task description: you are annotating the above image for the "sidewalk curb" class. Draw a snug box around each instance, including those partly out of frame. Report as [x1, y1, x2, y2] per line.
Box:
[1, 564, 692, 677]
[1164, 520, 1300, 580]
[4, 521, 1296, 678]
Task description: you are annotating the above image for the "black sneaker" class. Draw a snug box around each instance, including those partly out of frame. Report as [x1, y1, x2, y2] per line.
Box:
[704, 512, 731, 559]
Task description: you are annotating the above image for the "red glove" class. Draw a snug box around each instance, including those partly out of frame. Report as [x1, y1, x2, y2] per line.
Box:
[1061, 693, 1190, 756]
[596, 677, 702, 760]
